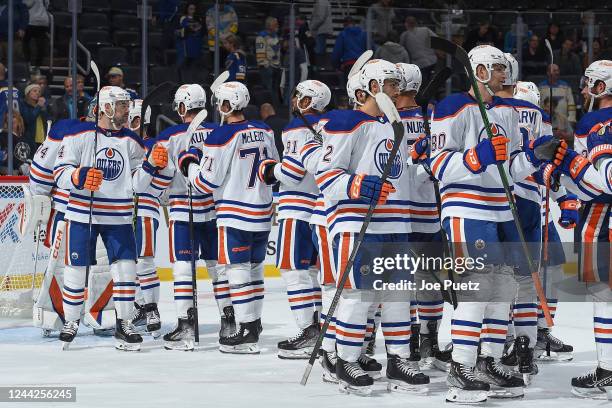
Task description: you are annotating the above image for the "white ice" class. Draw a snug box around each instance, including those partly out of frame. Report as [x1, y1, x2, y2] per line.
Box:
[0, 278, 605, 408]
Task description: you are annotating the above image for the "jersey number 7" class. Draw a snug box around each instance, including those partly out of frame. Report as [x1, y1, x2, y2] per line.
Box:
[240, 146, 269, 188]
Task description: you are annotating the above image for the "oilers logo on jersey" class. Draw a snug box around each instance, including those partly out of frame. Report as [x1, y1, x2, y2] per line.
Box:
[96, 148, 125, 181]
[477, 122, 507, 142]
[375, 138, 403, 179]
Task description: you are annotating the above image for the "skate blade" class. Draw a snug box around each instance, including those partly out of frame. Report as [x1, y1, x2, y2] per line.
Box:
[322, 370, 339, 384]
[338, 381, 372, 396]
[277, 347, 313, 360]
[433, 359, 451, 373]
[445, 387, 488, 404]
[115, 340, 141, 352]
[61, 341, 71, 351]
[219, 343, 260, 354]
[535, 350, 573, 362]
[366, 370, 382, 380]
[163, 340, 194, 351]
[93, 328, 115, 337]
[148, 330, 161, 339]
[487, 386, 524, 399]
[387, 379, 429, 394]
[570, 387, 609, 400]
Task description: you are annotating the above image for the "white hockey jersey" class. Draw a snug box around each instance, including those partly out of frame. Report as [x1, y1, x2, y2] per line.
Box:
[574, 107, 612, 158]
[153, 122, 218, 223]
[53, 122, 153, 225]
[399, 107, 440, 234]
[316, 109, 413, 238]
[30, 119, 80, 214]
[136, 137, 162, 220]
[430, 93, 532, 222]
[188, 120, 280, 232]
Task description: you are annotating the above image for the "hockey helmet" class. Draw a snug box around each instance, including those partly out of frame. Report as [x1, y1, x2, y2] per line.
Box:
[294, 80, 331, 113]
[396, 63, 422, 93]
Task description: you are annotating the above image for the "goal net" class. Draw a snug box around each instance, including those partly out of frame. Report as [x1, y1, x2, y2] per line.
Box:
[0, 176, 47, 318]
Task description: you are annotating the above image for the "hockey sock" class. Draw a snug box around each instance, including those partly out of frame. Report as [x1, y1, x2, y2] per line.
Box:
[136, 257, 160, 305]
[320, 284, 336, 353]
[208, 261, 231, 317]
[251, 262, 265, 320]
[308, 266, 322, 315]
[480, 302, 511, 359]
[594, 302, 612, 370]
[362, 303, 378, 354]
[513, 275, 538, 346]
[537, 299, 557, 328]
[172, 261, 194, 319]
[418, 300, 444, 335]
[539, 264, 562, 328]
[281, 268, 316, 329]
[62, 265, 87, 322]
[451, 301, 486, 366]
[111, 260, 137, 320]
[381, 301, 412, 358]
[410, 300, 418, 325]
[335, 289, 371, 362]
[227, 262, 262, 323]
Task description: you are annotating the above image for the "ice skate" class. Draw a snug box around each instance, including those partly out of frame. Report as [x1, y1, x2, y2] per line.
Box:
[420, 320, 451, 371]
[320, 350, 338, 383]
[446, 361, 490, 404]
[219, 305, 237, 338]
[219, 319, 260, 354]
[114, 319, 143, 351]
[144, 303, 161, 337]
[535, 327, 573, 361]
[131, 302, 146, 327]
[357, 353, 382, 379]
[336, 357, 373, 396]
[514, 335, 537, 385]
[365, 336, 376, 356]
[571, 366, 612, 400]
[386, 354, 429, 393]
[277, 322, 319, 359]
[474, 356, 525, 398]
[59, 320, 80, 350]
[163, 308, 195, 351]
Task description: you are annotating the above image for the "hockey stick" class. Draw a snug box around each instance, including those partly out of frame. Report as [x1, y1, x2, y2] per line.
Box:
[139, 81, 176, 140]
[347, 49, 373, 78]
[542, 39, 555, 297]
[301, 92, 404, 385]
[414, 66, 458, 308]
[429, 36, 554, 326]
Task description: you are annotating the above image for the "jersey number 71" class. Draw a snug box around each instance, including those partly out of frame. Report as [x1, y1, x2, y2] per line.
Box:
[240, 147, 269, 188]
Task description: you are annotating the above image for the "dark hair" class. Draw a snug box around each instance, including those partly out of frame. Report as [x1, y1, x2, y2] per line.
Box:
[183, 2, 197, 14]
[386, 30, 400, 43]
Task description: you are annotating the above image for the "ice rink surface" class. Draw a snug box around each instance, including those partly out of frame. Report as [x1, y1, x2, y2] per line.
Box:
[0, 278, 606, 408]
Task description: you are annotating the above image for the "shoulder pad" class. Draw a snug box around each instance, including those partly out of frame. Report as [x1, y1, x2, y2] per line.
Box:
[119, 128, 145, 148]
[247, 120, 273, 132]
[64, 121, 96, 137]
[323, 109, 378, 133]
[48, 118, 82, 141]
[205, 125, 241, 147]
[433, 92, 476, 120]
[156, 123, 190, 141]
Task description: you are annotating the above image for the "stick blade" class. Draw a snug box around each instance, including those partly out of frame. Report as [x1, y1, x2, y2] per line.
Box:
[375, 92, 401, 124]
[348, 50, 373, 78]
[300, 362, 314, 386]
[211, 71, 230, 93]
[184, 108, 209, 150]
[90, 60, 101, 92]
[415, 67, 452, 107]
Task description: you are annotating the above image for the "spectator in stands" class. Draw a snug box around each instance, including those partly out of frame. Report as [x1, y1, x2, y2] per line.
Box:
[176, 2, 203, 68]
[33, 73, 50, 101]
[106, 67, 138, 99]
[0, 109, 25, 174]
[539, 63, 576, 129]
[367, 0, 395, 46]
[23, 0, 49, 69]
[155, 0, 180, 49]
[309, 0, 332, 60]
[0, 63, 7, 87]
[0, 0, 28, 62]
[400, 16, 438, 85]
[544, 22, 564, 52]
[223, 34, 246, 82]
[51, 76, 91, 121]
[18, 83, 46, 151]
[554, 39, 582, 76]
[522, 34, 547, 76]
[256, 17, 282, 107]
[331, 16, 367, 80]
[260, 102, 285, 159]
[373, 30, 409, 64]
[205, 0, 237, 51]
[542, 97, 573, 143]
[280, 35, 308, 104]
[583, 39, 603, 69]
[464, 21, 501, 51]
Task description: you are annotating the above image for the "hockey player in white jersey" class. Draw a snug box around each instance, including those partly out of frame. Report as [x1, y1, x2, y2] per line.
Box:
[257, 80, 331, 358]
[396, 62, 452, 371]
[316, 59, 430, 395]
[152, 84, 234, 350]
[53, 86, 169, 351]
[126, 99, 162, 336]
[179, 81, 279, 354]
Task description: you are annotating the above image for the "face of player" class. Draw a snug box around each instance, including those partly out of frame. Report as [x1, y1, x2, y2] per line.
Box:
[486, 64, 506, 93]
[382, 78, 400, 101]
[112, 100, 130, 127]
[130, 116, 141, 132]
[296, 95, 312, 111]
[581, 79, 605, 112]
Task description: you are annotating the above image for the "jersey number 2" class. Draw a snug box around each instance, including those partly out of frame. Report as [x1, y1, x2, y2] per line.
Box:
[240, 147, 269, 188]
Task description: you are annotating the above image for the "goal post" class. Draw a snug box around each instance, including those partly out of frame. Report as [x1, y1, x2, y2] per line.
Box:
[0, 176, 47, 318]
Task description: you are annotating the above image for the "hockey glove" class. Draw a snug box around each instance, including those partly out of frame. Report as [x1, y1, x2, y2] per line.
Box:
[555, 148, 589, 183]
[587, 123, 612, 168]
[257, 159, 278, 185]
[142, 144, 169, 175]
[348, 174, 396, 205]
[71, 167, 103, 191]
[177, 147, 203, 177]
[409, 135, 429, 164]
[557, 194, 580, 229]
[463, 136, 509, 174]
[535, 163, 561, 192]
[525, 135, 567, 167]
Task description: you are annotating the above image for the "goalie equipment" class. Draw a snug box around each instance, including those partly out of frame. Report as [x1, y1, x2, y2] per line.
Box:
[173, 84, 207, 117]
[359, 59, 401, 98]
[503, 53, 519, 86]
[18, 185, 51, 237]
[295, 80, 331, 113]
[396, 63, 422, 93]
[215, 81, 250, 118]
[514, 81, 541, 106]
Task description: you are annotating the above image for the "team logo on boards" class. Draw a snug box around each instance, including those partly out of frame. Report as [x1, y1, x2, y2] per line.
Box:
[95, 148, 125, 181]
[374, 139, 403, 179]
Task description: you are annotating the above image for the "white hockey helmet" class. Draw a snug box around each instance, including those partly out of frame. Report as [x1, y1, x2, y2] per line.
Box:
[583, 59, 612, 98]
[503, 53, 519, 86]
[514, 81, 541, 106]
[396, 63, 422, 93]
[468, 45, 507, 84]
[173, 84, 207, 117]
[359, 59, 401, 97]
[346, 74, 363, 106]
[128, 99, 151, 131]
[214, 81, 250, 117]
[98, 86, 131, 120]
[294, 80, 331, 113]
